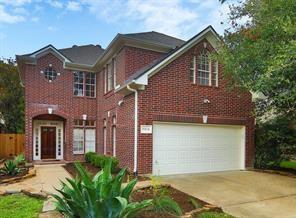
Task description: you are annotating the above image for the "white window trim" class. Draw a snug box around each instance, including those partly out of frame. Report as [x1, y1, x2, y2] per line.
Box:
[85, 72, 96, 98]
[73, 128, 84, 154]
[33, 120, 64, 160]
[212, 61, 219, 87]
[197, 51, 211, 86]
[190, 56, 196, 84]
[73, 71, 84, 97]
[113, 58, 116, 88]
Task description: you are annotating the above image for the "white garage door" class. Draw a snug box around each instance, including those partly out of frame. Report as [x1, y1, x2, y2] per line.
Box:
[153, 122, 245, 175]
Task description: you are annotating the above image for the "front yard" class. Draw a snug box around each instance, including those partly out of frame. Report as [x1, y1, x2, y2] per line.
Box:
[0, 194, 43, 218]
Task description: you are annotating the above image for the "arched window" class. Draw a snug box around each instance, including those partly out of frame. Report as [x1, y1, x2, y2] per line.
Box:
[43, 66, 58, 82]
[197, 50, 210, 86]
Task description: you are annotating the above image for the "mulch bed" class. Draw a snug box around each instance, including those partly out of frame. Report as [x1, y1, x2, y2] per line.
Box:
[63, 162, 150, 182]
[0, 167, 29, 182]
[131, 186, 209, 218]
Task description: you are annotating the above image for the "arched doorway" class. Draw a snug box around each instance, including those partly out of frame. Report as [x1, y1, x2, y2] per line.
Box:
[33, 114, 65, 160]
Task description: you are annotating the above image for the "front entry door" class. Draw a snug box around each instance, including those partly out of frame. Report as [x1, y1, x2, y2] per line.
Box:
[41, 126, 56, 159]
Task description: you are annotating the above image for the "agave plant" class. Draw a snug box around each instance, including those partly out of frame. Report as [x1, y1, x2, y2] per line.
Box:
[52, 160, 152, 218]
[0, 160, 20, 176]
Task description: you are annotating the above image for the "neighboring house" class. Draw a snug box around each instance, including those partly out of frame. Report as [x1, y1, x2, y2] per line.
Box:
[16, 26, 254, 175]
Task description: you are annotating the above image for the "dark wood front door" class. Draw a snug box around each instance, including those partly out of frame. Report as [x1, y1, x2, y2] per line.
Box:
[41, 127, 56, 159]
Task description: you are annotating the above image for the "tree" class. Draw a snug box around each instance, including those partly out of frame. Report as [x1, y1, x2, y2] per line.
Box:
[0, 62, 24, 133]
[217, 0, 296, 119]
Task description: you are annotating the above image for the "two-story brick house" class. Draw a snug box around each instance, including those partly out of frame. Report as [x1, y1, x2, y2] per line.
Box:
[16, 26, 254, 175]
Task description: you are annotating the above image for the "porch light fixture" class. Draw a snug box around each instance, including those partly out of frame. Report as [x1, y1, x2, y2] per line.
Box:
[203, 115, 208, 124]
[48, 107, 53, 114]
[82, 114, 87, 120]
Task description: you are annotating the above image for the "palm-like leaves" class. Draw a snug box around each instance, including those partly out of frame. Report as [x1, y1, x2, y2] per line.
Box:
[52, 160, 152, 218]
[0, 160, 20, 176]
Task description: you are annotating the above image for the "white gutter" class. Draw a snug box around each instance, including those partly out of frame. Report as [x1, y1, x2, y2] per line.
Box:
[127, 84, 138, 174]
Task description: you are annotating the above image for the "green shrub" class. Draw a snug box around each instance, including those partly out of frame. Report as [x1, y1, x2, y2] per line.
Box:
[254, 116, 296, 169]
[279, 161, 296, 170]
[14, 153, 25, 166]
[53, 160, 152, 218]
[0, 160, 20, 176]
[85, 152, 119, 172]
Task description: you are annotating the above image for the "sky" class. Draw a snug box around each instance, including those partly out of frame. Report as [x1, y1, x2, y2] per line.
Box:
[0, 0, 231, 59]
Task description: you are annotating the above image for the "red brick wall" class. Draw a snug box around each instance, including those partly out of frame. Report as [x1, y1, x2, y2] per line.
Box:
[137, 39, 255, 174]
[116, 46, 164, 84]
[22, 53, 97, 161]
[96, 46, 163, 171]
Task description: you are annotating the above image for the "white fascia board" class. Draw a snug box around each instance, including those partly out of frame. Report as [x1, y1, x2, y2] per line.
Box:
[30, 45, 71, 63]
[134, 28, 220, 86]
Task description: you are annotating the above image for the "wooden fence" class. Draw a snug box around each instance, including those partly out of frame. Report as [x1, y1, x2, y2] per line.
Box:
[0, 134, 25, 157]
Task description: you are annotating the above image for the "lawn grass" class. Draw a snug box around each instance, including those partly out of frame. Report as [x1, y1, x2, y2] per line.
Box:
[196, 211, 234, 218]
[279, 160, 296, 170]
[0, 194, 43, 218]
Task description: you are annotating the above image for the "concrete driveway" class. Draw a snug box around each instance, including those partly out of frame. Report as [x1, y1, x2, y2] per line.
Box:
[162, 171, 296, 218]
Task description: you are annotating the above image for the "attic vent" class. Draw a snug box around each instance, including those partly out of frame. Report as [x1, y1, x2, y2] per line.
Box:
[72, 45, 78, 48]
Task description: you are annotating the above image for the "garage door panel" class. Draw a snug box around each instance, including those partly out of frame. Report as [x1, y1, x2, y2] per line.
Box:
[153, 123, 245, 175]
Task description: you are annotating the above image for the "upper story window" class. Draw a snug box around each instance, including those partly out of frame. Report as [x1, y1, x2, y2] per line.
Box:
[197, 50, 210, 86]
[189, 56, 196, 84]
[41, 65, 59, 82]
[190, 50, 218, 87]
[104, 58, 116, 93]
[73, 71, 96, 97]
[85, 72, 96, 97]
[74, 72, 84, 96]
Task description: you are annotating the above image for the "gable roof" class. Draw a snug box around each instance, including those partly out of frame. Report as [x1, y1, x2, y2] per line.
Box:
[17, 44, 105, 66]
[123, 31, 185, 49]
[117, 25, 221, 91]
[59, 45, 104, 65]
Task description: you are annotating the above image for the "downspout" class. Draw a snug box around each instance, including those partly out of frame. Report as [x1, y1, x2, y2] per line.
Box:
[127, 84, 138, 175]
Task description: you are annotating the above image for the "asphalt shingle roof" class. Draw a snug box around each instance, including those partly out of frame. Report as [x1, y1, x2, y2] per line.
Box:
[59, 44, 104, 65]
[123, 31, 185, 49]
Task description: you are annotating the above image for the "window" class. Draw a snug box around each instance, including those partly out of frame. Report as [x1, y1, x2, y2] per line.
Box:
[73, 72, 96, 97]
[43, 66, 58, 82]
[73, 129, 84, 154]
[74, 72, 84, 96]
[85, 72, 96, 97]
[74, 119, 84, 126]
[212, 61, 218, 87]
[112, 116, 116, 157]
[190, 56, 196, 84]
[85, 129, 96, 153]
[105, 58, 116, 93]
[197, 50, 210, 86]
[112, 58, 116, 88]
[85, 120, 95, 127]
[103, 119, 107, 154]
[107, 63, 113, 92]
[74, 119, 95, 127]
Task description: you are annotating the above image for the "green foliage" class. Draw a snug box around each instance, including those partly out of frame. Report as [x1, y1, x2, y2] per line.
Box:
[217, 0, 296, 118]
[85, 151, 119, 172]
[0, 194, 43, 218]
[279, 161, 296, 170]
[0, 160, 20, 176]
[52, 160, 152, 218]
[152, 195, 183, 217]
[189, 197, 202, 209]
[0, 62, 24, 133]
[14, 153, 25, 166]
[254, 116, 296, 169]
[196, 211, 233, 218]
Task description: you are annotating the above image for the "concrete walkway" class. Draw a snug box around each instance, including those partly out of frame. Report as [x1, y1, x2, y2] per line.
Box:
[0, 164, 71, 195]
[162, 171, 296, 218]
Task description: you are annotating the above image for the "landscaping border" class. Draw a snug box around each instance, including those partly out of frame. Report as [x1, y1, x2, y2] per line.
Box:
[0, 167, 36, 184]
